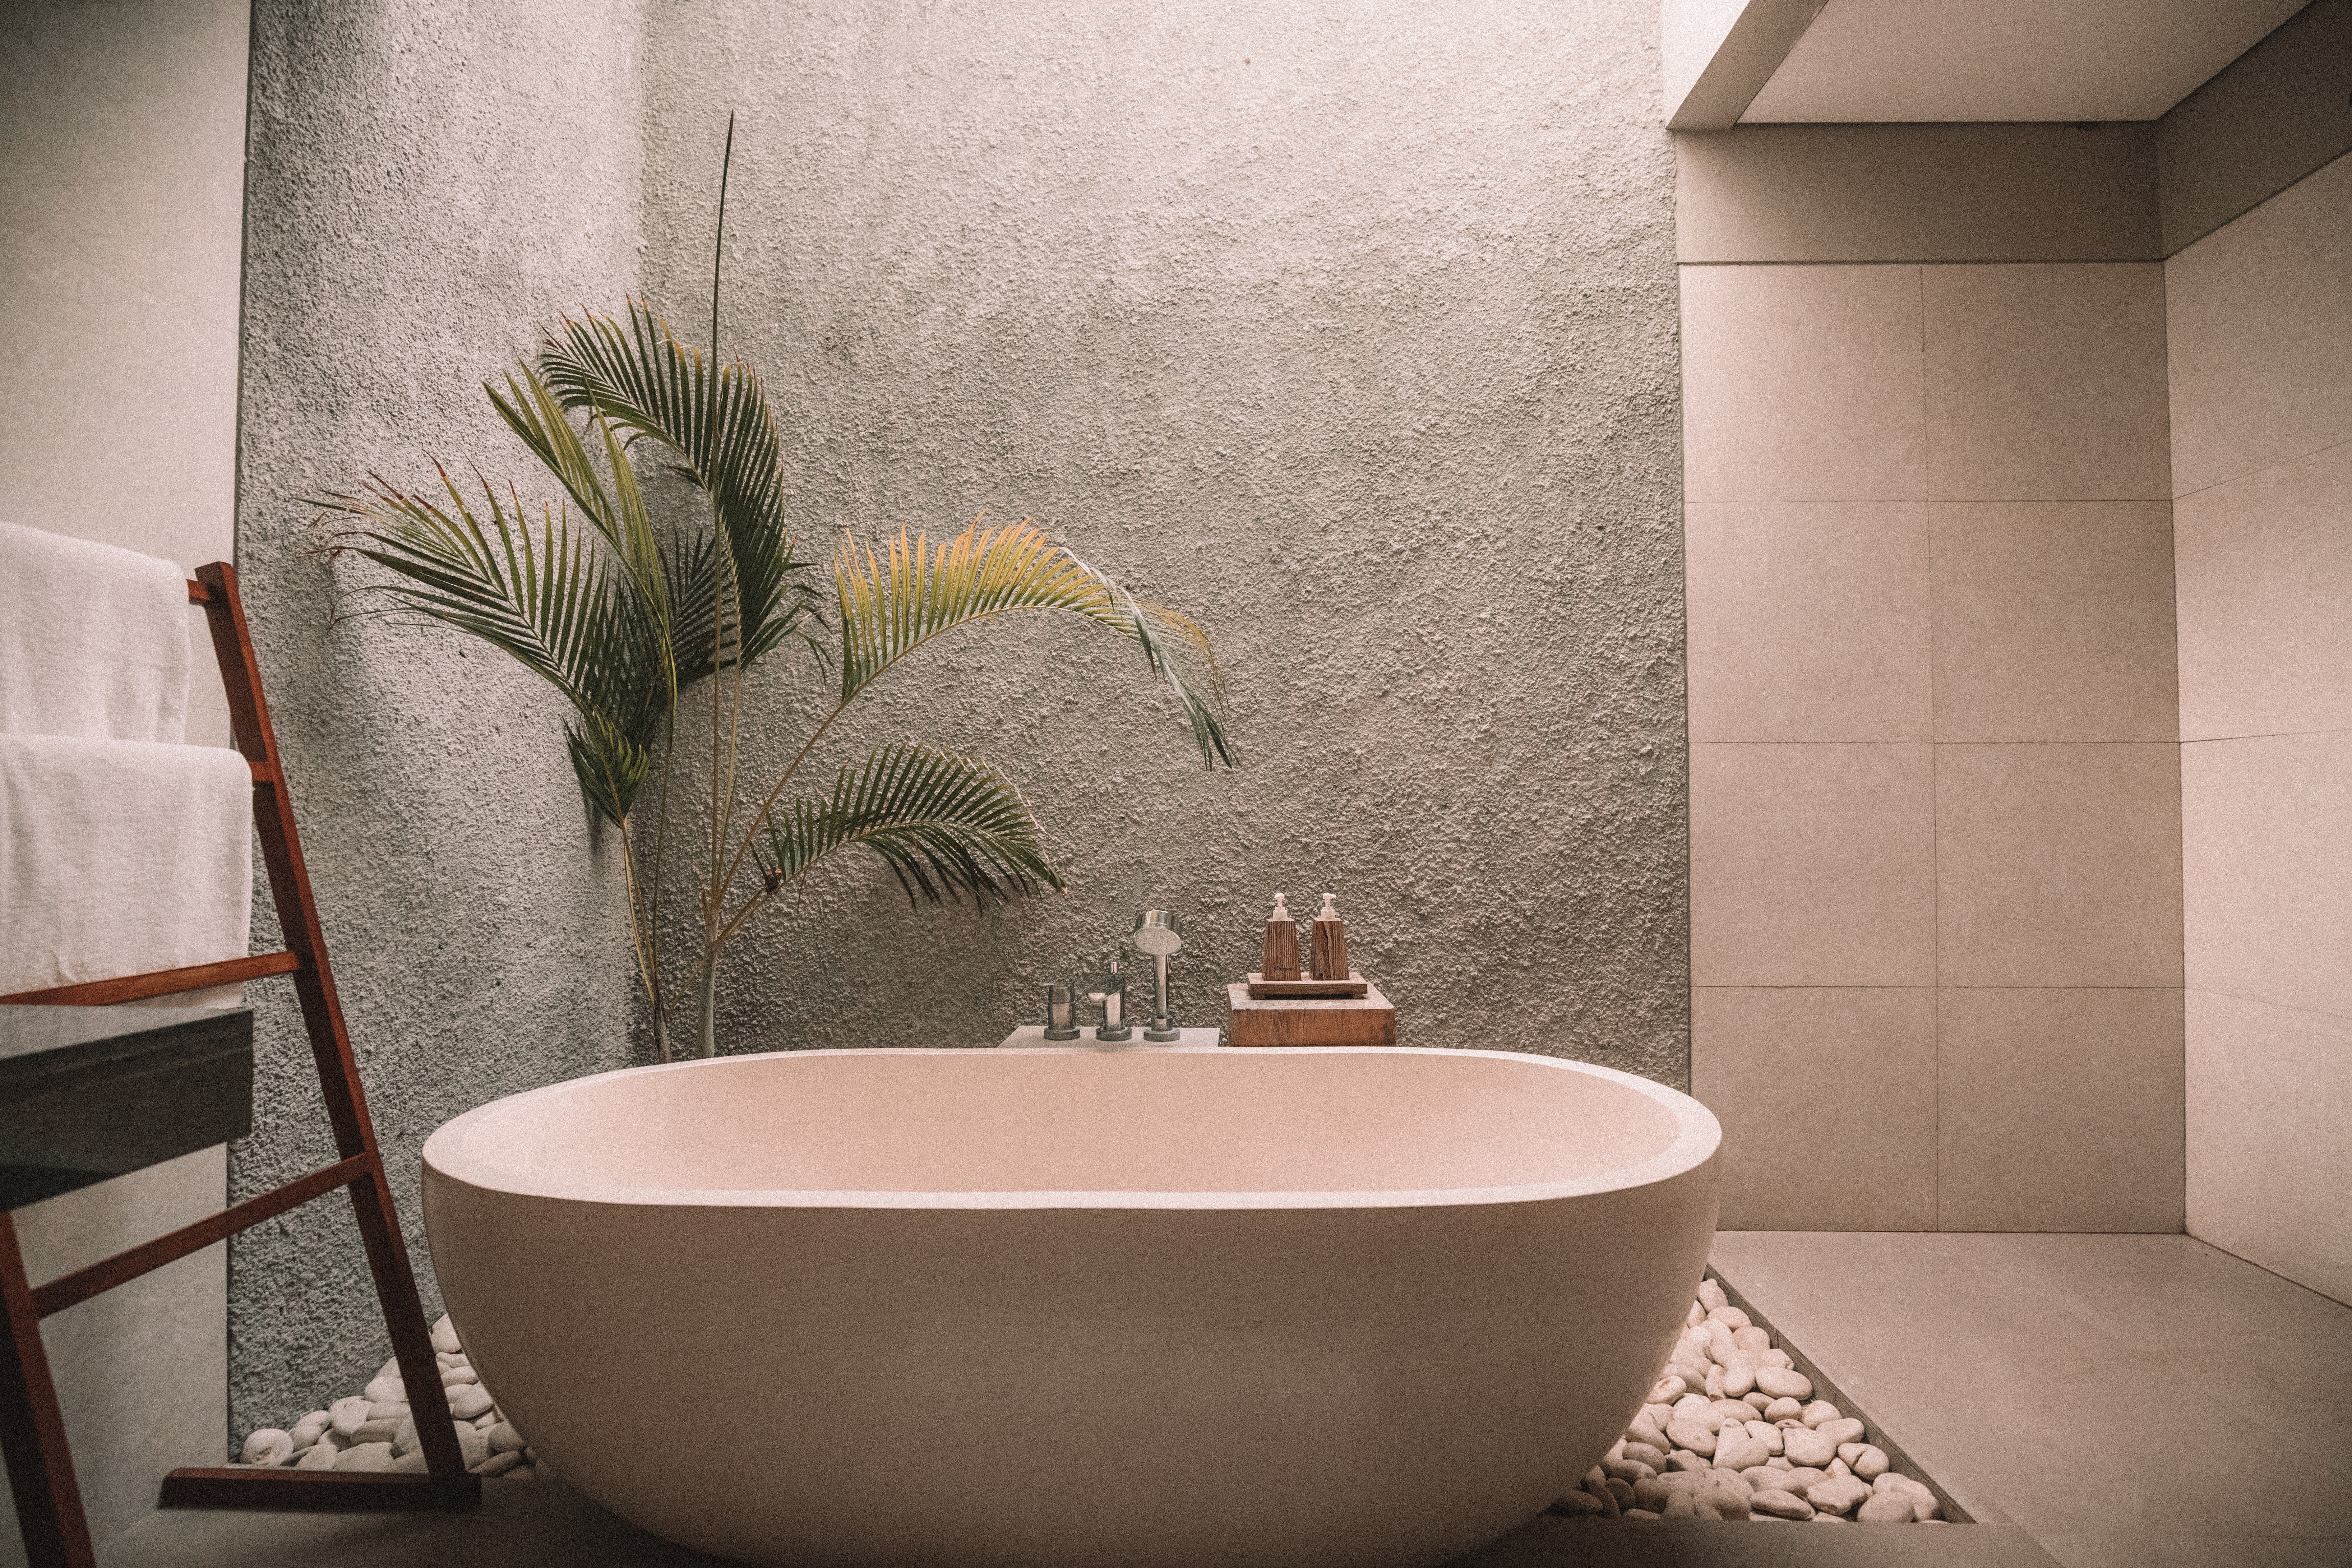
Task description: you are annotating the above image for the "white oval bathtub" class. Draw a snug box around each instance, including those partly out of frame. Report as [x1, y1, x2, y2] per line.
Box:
[421, 1047, 1720, 1568]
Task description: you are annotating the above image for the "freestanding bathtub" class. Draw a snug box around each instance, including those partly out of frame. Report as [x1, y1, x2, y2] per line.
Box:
[421, 1046, 1720, 1568]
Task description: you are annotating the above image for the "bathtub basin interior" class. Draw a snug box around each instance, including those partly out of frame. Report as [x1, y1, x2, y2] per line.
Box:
[435, 1045, 1698, 1201]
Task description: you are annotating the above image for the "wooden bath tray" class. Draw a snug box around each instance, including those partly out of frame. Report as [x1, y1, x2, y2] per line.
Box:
[1244, 971, 1369, 999]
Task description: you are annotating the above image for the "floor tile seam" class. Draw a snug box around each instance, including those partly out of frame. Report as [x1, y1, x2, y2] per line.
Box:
[2180, 724, 2352, 746]
[1688, 737, 2185, 744]
[2169, 432, 2352, 506]
[2181, 985, 2352, 1026]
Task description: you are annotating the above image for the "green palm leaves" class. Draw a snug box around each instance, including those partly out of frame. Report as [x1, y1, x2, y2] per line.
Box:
[319, 463, 664, 828]
[834, 522, 1232, 768]
[759, 745, 1061, 908]
[321, 296, 1233, 1060]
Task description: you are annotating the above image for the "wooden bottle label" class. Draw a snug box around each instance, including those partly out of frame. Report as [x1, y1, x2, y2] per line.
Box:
[1261, 917, 1302, 981]
[1310, 915, 1350, 982]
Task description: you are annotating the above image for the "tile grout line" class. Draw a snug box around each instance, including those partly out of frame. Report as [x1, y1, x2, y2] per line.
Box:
[1920, 262, 1943, 1234]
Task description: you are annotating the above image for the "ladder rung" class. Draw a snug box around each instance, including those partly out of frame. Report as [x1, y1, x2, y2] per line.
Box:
[31, 1153, 377, 1319]
[0, 952, 301, 1008]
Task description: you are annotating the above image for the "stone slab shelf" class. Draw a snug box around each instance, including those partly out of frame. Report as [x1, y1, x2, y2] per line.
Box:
[0, 1004, 253, 1209]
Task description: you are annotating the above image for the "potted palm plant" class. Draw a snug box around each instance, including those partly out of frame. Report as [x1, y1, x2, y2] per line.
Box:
[319, 298, 1232, 1061]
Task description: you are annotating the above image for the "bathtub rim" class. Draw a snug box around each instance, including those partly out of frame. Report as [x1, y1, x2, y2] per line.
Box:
[420, 1045, 1721, 1212]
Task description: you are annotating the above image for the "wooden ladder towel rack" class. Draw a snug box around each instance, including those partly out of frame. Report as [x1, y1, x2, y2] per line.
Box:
[0, 561, 478, 1568]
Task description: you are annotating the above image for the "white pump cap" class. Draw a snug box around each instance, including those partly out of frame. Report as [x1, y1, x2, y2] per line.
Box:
[1318, 892, 1339, 920]
[1270, 892, 1290, 920]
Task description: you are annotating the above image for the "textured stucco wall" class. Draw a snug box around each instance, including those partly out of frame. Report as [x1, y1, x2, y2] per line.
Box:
[637, 1, 1687, 1073]
[230, 0, 644, 1434]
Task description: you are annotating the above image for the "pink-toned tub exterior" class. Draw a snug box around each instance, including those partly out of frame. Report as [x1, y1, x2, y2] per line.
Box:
[421, 1046, 1720, 1568]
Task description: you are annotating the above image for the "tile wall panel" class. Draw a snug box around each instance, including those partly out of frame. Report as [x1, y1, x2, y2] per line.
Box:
[1692, 986, 1939, 1231]
[1936, 743, 2184, 989]
[1690, 742, 1936, 987]
[2174, 440, 2352, 742]
[1922, 263, 2172, 503]
[1686, 501, 1931, 743]
[1679, 264, 1926, 504]
[2181, 729, 2352, 1021]
[2166, 152, 2352, 496]
[1937, 987, 2185, 1232]
[1930, 500, 2178, 743]
[2185, 989, 2352, 1306]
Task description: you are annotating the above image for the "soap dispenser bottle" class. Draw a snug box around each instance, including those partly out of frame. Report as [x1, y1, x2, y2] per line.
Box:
[1309, 892, 1350, 982]
[1261, 893, 1302, 981]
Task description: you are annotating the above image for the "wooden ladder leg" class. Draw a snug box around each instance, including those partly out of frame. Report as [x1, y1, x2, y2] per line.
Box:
[0, 1215, 95, 1568]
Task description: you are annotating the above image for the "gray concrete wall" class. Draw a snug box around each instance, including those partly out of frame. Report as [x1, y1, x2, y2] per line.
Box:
[637, 1, 1687, 1075]
[230, 0, 644, 1435]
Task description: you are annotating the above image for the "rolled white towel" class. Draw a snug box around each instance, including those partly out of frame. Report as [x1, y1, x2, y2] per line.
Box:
[0, 521, 193, 744]
[0, 734, 251, 1000]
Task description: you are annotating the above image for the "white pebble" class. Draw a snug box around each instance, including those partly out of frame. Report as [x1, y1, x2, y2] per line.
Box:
[448, 1385, 495, 1420]
[363, 1375, 404, 1406]
[1807, 1475, 1872, 1516]
[1698, 1279, 1727, 1313]
[473, 1451, 525, 1479]
[1782, 1428, 1836, 1468]
[240, 1430, 292, 1467]
[441, 1365, 479, 1387]
[1858, 1490, 1914, 1523]
[293, 1444, 338, 1471]
[1754, 1366, 1812, 1401]
[1799, 1399, 1842, 1428]
[1817, 1417, 1866, 1447]
[288, 1411, 331, 1448]
[1750, 1488, 1813, 1521]
[334, 1442, 393, 1472]
[328, 1396, 371, 1439]
[429, 1314, 462, 1355]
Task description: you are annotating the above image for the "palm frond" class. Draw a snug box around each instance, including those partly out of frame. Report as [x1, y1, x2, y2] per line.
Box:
[315, 467, 665, 825]
[757, 744, 1062, 907]
[535, 300, 820, 676]
[833, 521, 1233, 767]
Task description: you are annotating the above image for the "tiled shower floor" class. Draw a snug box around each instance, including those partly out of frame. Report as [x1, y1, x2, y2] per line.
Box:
[101, 1232, 2349, 1567]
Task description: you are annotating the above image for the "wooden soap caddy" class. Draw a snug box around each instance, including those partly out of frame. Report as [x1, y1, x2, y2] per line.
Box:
[1244, 971, 1369, 999]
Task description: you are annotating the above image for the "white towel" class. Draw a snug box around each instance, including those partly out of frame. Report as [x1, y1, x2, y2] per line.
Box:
[0, 520, 192, 744]
[0, 734, 252, 1003]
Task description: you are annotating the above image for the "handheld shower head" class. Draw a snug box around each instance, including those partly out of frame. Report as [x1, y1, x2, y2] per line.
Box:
[1131, 910, 1183, 1040]
[1131, 908, 1183, 956]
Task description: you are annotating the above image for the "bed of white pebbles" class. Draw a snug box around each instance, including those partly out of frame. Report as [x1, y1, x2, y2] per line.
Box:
[238, 1281, 1942, 1522]
[1553, 1277, 1949, 1525]
[233, 1315, 550, 1483]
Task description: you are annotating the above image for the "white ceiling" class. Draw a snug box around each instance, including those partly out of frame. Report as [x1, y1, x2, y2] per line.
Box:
[1741, 0, 2310, 122]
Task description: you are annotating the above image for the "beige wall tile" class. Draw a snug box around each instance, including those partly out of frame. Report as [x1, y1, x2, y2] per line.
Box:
[1687, 501, 1931, 742]
[2167, 153, 2352, 496]
[1937, 987, 2185, 1232]
[1937, 743, 2184, 987]
[2186, 988, 2352, 1306]
[2175, 441, 2352, 742]
[1930, 501, 2178, 743]
[1693, 986, 1938, 1230]
[1681, 264, 1926, 503]
[1692, 742, 1935, 985]
[2182, 729, 2352, 1019]
[1922, 263, 2171, 502]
